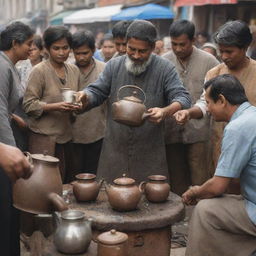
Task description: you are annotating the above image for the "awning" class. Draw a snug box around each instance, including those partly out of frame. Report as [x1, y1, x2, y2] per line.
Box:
[174, 0, 237, 7]
[50, 10, 76, 25]
[111, 3, 174, 20]
[63, 5, 122, 24]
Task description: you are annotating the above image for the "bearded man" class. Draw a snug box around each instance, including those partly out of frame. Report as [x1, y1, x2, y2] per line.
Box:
[78, 20, 191, 182]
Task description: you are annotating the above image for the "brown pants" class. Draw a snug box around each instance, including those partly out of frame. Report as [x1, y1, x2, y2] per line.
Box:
[166, 142, 213, 196]
[28, 131, 72, 183]
[186, 195, 256, 256]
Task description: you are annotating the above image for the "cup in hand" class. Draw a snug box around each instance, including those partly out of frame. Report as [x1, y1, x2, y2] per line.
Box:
[61, 88, 77, 104]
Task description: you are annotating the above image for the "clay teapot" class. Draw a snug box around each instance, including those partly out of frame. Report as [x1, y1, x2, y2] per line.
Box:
[105, 174, 143, 211]
[13, 152, 68, 214]
[142, 175, 170, 203]
[53, 210, 92, 254]
[72, 173, 103, 202]
[112, 85, 151, 126]
[97, 229, 128, 256]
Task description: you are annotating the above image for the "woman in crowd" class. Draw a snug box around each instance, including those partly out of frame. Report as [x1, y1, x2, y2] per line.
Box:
[0, 21, 34, 256]
[11, 35, 44, 151]
[23, 26, 81, 182]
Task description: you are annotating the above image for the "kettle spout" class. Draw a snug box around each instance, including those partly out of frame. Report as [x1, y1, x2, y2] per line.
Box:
[142, 112, 152, 120]
[48, 193, 69, 212]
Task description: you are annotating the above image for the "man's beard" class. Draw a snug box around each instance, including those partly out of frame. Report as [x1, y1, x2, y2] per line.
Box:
[125, 55, 152, 76]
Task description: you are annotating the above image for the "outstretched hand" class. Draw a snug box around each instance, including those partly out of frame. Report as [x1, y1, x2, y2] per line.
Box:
[173, 110, 190, 125]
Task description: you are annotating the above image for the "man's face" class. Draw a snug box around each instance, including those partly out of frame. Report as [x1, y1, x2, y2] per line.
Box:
[205, 87, 225, 122]
[48, 38, 70, 64]
[171, 34, 194, 60]
[114, 37, 127, 55]
[101, 40, 116, 61]
[73, 44, 94, 68]
[218, 44, 247, 70]
[126, 38, 154, 65]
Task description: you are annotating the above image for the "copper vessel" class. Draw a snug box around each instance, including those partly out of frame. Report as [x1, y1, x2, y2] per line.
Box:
[112, 85, 151, 126]
[73, 173, 103, 202]
[13, 152, 68, 214]
[97, 229, 128, 256]
[142, 175, 170, 203]
[105, 175, 143, 212]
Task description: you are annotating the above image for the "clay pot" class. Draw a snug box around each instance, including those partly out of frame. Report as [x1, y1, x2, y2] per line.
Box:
[105, 175, 143, 212]
[97, 229, 128, 256]
[73, 173, 103, 202]
[112, 85, 151, 127]
[13, 152, 68, 214]
[142, 175, 170, 203]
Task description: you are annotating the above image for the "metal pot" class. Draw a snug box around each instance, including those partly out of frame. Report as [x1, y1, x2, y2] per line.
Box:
[97, 229, 128, 256]
[105, 174, 144, 212]
[13, 152, 68, 214]
[73, 173, 103, 202]
[53, 210, 92, 254]
[112, 85, 151, 126]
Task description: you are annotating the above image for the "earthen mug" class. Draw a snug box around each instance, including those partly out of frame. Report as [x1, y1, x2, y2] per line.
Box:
[72, 173, 103, 202]
[141, 175, 170, 203]
[97, 229, 128, 256]
[105, 174, 144, 211]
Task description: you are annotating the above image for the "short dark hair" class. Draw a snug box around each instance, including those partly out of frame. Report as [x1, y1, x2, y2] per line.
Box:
[33, 35, 43, 51]
[126, 20, 157, 46]
[214, 20, 252, 48]
[100, 33, 114, 46]
[43, 26, 72, 50]
[112, 20, 133, 39]
[72, 30, 95, 50]
[0, 21, 34, 51]
[204, 74, 248, 105]
[169, 20, 195, 40]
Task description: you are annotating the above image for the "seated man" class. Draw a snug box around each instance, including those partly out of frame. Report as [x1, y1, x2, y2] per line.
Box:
[183, 74, 256, 256]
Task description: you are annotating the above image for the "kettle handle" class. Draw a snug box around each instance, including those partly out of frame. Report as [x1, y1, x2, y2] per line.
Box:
[139, 181, 146, 193]
[23, 151, 33, 165]
[117, 85, 146, 104]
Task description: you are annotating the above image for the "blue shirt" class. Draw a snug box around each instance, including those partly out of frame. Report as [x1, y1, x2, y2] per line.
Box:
[215, 102, 256, 224]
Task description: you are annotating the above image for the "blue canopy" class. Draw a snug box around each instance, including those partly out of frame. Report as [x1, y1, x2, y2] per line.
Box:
[111, 3, 174, 21]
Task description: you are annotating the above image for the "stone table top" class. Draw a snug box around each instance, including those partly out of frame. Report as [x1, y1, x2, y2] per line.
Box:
[68, 189, 185, 232]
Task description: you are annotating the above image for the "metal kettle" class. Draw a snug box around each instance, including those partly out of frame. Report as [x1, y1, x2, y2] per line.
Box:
[112, 85, 151, 126]
[53, 210, 92, 254]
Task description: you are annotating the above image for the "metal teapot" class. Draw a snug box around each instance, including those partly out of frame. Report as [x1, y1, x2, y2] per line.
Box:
[105, 174, 144, 212]
[53, 210, 92, 254]
[112, 85, 151, 126]
[13, 152, 68, 214]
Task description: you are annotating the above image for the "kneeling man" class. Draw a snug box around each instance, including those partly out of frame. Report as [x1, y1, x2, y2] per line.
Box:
[183, 74, 256, 256]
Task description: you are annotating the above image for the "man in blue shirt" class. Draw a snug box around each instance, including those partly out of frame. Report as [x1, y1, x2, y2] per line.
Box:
[183, 74, 256, 256]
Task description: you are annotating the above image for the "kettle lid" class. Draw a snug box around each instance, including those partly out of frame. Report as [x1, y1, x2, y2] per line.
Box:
[97, 229, 128, 245]
[31, 153, 59, 163]
[113, 174, 135, 185]
[123, 95, 142, 104]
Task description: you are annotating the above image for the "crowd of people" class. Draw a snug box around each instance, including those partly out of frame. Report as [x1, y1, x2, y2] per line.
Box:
[0, 17, 255, 256]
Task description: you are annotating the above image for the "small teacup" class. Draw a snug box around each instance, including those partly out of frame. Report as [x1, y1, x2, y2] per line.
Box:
[61, 88, 77, 104]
